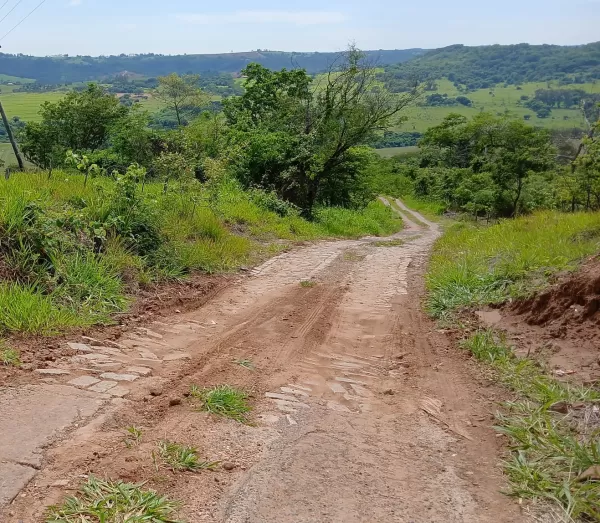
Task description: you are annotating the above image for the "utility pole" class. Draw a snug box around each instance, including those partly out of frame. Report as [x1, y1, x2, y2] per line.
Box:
[0, 100, 24, 170]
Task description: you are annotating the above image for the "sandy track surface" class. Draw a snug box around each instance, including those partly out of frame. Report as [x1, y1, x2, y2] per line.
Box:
[0, 202, 520, 522]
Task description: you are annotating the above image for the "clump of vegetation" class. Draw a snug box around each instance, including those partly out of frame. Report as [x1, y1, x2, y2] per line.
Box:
[190, 384, 251, 423]
[123, 425, 143, 448]
[461, 330, 600, 521]
[45, 476, 180, 523]
[157, 440, 219, 472]
[300, 280, 317, 288]
[233, 358, 253, 369]
[426, 211, 600, 319]
[0, 343, 20, 367]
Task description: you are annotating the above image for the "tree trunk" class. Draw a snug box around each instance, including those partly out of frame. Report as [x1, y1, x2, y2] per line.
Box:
[0, 101, 24, 170]
[511, 177, 523, 217]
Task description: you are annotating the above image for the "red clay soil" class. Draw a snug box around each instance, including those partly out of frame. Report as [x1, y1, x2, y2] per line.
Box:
[483, 257, 600, 384]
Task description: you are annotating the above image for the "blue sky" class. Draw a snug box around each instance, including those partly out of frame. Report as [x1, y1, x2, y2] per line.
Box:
[1, 0, 598, 56]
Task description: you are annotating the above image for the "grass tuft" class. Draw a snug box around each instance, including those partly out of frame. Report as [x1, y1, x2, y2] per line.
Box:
[300, 280, 317, 288]
[124, 425, 143, 448]
[0, 283, 80, 334]
[0, 344, 20, 367]
[190, 384, 251, 423]
[157, 440, 219, 472]
[45, 476, 180, 523]
[233, 358, 253, 369]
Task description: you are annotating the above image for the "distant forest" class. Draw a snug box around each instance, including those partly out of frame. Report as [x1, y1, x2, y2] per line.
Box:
[0, 49, 426, 84]
[380, 42, 600, 91]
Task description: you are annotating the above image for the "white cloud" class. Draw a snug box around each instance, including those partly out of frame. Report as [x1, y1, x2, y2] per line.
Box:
[175, 10, 348, 26]
[68, 0, 82, 6]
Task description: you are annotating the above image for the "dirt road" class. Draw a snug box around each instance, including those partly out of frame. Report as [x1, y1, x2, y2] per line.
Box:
[0, 202, 520, 522]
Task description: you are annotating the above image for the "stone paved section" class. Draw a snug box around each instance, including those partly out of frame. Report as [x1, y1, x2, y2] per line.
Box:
[0, 384, 106, 505]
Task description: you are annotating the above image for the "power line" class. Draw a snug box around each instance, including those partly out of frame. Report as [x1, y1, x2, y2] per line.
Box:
[0, 0, 25, 26]
[0, 0, 47, 42]
[0, 1, 12, 14]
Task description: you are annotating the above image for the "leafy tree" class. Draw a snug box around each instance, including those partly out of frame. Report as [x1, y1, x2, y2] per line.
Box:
[18, 121, 63, 173]
[108, 106, 157, 167]
[224, 47, 420, 214]
[419, 113, 555, 216]
[574, 119, 600, 209]
[20, 84, 127, 169]
[154, 73, 208, 126]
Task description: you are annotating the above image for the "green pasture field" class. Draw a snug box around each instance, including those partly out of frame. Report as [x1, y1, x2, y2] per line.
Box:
[393, 79, 599, 132]
[0, 91, 65, 121]
[375, 146, 419, 158]
[0, 77, 597, 132]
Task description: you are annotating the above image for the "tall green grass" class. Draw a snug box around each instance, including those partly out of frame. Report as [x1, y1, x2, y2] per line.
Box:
[426, 211, 600, 318]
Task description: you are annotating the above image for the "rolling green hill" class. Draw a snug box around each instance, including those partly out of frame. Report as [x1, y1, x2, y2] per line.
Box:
[381, 42, 600, 91]
[0, 49, 426, 84]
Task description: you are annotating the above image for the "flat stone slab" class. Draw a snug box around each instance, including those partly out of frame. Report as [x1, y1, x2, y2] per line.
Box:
[327, 381, 348, 394]
[35, 369, 70, 376]
[109, 385, 130, 397]
[99, 372, 138, 382]
[266, 392, 299, 402]
[87, 380, 118, 393]
[163, 352, 191, 361]
[67, 342, 93, 353]
[0, 384, 105, 468]
[125, 366, 152, 376]
[68, 376, 101, 388]
[280, 387, 309, 397]
[79, 353, 113, 361]
[0, 462, 36, 506]
[94, 346, 124, 357]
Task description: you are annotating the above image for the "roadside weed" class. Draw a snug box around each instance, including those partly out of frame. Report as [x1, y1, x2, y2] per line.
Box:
[45, 476, 180, 523]
[461, 330, 600, 520]
[124, 425, 143, 447]
[190, 384, 251, 423]
[157, 440, 219, 472]
[300, 280, 316, 288]
[233, 358, 253, 369]
[0, 344, 20, 367]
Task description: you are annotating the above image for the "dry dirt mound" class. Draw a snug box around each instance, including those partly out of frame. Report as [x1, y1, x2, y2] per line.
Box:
[511, 257, 600, 333]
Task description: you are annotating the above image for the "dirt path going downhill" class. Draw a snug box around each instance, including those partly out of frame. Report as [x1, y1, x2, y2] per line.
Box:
[1, 199, 520, 523]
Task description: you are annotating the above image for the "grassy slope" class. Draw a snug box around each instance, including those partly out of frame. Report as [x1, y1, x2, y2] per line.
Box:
[394, 79, 598, 133]
[426, 211, 600, 319]
[0, 171, 401, 336]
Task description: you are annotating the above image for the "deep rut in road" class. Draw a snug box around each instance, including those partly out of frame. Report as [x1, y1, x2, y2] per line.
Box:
[1, 202, 520, 522]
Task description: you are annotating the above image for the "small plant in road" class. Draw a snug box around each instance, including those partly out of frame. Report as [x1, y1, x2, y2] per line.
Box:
[374, 239, 404, 247]
[190, 384, 251, 423]
[124, 425, 143, 448]
[45, 476, 180, 522]
[233, 358, 253, 369]
[157, 440, 219, 472]
[300, 280, 316, 288]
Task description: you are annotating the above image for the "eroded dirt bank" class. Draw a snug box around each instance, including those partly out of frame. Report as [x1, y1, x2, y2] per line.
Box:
[1, 207, 520, 522]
